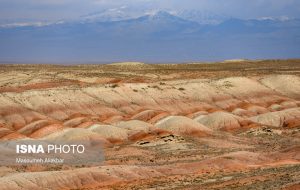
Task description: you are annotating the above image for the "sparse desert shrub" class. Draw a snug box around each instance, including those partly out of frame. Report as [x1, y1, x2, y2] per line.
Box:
[224, 156, 234, 160]
[223, 81, 234, 88]
[178, 87, 185, 91]
[151, 85, 162, 90]
[110, 84, 119, 88]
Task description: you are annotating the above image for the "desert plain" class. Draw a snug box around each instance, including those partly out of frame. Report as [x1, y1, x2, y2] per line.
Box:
[0, 59, 300, 189]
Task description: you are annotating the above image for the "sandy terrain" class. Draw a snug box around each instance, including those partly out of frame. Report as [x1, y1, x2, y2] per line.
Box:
[0, 59, 299, 189]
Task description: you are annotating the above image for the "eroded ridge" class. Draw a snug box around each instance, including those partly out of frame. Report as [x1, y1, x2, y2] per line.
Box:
[0, 61, 299, 189]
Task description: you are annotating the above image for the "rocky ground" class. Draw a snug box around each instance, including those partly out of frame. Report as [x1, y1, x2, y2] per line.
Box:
[0, 60, 299, 189]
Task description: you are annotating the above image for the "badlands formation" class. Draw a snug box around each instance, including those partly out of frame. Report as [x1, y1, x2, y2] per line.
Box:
[0, 60, 299, 189]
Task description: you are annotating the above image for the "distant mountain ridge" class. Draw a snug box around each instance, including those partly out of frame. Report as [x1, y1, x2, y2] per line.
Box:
[0, 10, 299, 63]
[79, 9, 227, 24]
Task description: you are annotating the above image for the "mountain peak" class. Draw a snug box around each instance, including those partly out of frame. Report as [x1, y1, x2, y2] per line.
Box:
[146, 11, 178, 20]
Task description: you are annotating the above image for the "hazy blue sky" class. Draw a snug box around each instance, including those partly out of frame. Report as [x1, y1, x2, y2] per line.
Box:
[1, 0, 300, 21]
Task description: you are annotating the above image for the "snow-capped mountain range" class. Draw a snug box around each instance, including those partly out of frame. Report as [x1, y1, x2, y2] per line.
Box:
[0, 10, 299, 62]
[0, 9, 294, 28]
[79, 8, 227, 24]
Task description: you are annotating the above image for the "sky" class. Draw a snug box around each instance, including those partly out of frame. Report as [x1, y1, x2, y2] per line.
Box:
[0, 0, 300, 22]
